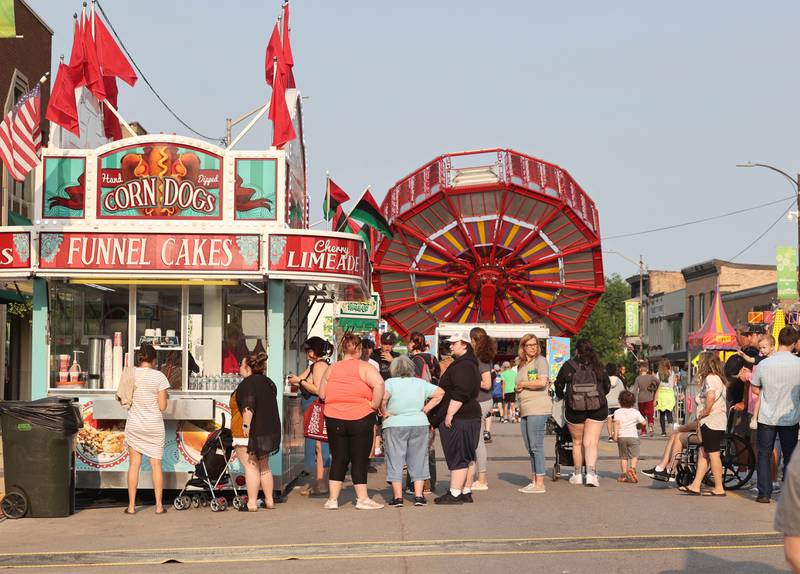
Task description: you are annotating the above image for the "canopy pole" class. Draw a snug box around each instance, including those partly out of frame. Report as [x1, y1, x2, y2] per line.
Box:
[226, 103, 270, 151]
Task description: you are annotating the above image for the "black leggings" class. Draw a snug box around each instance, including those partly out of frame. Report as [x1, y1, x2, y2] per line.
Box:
[326, 414, 375, 485]
[659, 410, 674, 434]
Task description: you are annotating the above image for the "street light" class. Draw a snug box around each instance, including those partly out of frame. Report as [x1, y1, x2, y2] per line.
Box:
[735, 162, 800, 298]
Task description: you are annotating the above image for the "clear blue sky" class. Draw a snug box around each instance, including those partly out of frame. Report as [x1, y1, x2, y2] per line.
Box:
[28, 0, 800, 280]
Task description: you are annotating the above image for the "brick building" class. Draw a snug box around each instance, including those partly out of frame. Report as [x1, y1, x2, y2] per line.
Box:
[0, 0, 51, 400]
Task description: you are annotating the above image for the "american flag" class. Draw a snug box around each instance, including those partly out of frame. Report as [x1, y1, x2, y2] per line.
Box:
[0, 85, 42, 182]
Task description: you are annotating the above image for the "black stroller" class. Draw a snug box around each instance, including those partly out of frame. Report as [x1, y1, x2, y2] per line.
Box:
[550, 419, 575, 481]
[173, 415, 243, 512]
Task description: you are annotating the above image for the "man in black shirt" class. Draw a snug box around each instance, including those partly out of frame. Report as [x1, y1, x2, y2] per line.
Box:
[371, 332, 400, 381]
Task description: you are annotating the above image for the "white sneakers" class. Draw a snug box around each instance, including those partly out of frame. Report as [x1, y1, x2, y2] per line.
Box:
[568, 472, 600, 487]
[471, 481, 489, 491]
[355, 498, 385, 510]
[323, 499, 338, 510]
[518, 483, 546, 494]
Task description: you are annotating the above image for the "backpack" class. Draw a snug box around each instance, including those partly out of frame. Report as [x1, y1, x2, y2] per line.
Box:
[566, 360, 604, 412]
[414, 353, 440, 385]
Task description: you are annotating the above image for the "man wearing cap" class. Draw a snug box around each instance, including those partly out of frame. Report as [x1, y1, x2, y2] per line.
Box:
[372, 332, 400, 381]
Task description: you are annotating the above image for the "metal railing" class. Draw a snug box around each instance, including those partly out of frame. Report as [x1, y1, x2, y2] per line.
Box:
[380, 148, 599, 234]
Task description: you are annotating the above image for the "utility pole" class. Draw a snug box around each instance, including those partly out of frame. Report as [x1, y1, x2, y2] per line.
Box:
[639, 255, 645, 364]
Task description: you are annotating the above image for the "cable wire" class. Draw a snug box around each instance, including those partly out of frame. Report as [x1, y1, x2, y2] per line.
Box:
[728, 200, 796, 262]
[601, 195, 796, 240]
[94, 1, 224, 144]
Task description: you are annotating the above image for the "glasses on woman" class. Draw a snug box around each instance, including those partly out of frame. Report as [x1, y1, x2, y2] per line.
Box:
[524, 343, 538, 348]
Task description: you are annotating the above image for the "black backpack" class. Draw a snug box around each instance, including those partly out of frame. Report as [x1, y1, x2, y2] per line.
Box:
[566, 360, 604, 412]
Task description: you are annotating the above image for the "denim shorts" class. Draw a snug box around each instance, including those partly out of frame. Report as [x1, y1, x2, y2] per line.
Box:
[383, 425, 431, 483]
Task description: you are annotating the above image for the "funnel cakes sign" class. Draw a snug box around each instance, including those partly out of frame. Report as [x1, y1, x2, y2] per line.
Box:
[96, 143, 223, 219]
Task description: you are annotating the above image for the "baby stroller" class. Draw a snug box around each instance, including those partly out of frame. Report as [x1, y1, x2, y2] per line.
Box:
[173, 414, 243, 512]
[551, 420, 575, 481]
[549, 399, 575, 481]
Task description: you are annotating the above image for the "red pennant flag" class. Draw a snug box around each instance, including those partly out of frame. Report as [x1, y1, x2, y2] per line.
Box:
[102, 76, 122, 140]
[282, 2, 296, 88]
[268, 64, 296, 148]
[46, 63, 80, 137]
[93, 15, 137, 86]
[80, 14, 106, 101]
[264, 23, 282, 87]
[68, 17, 84, 69]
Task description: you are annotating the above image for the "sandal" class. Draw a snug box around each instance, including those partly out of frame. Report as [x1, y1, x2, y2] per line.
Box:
[617, 474, 628, 483]
[123, 508, 136, 515]
[238, 505, 258, 512]
[677, 487, 702, 496]
[702, 491, 726, 497]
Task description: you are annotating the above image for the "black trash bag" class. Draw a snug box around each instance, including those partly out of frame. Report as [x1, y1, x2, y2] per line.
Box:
[0, 398, 82, 435]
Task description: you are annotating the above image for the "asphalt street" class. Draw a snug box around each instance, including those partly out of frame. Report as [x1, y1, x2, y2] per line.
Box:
[0, 421, 790, 573]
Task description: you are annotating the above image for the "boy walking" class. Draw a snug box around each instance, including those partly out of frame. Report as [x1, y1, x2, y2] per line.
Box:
[612, 390, 646, 483]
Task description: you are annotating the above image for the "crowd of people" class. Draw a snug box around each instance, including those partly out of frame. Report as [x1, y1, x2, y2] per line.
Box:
[117, 323, 800, 570]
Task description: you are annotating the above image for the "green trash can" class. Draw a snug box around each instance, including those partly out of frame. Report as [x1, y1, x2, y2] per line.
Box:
[0, 398, 82, 518]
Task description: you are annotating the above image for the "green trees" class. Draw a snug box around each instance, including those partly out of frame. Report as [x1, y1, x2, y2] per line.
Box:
[573, 274, 633, 368]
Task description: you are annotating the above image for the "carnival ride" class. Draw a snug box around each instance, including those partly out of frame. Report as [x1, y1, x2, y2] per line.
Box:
[373, 149, 604, 339]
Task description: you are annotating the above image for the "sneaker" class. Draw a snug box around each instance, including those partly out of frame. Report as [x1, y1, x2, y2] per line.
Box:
[367, 464, 378, 474]
[433, 492, 463, 505]
[483, 431, 492, 442]
[355, 498, 384, 510]
[569, 473, 584, 485]
[756, 496, 771, 504]
[651, 469, 671, 482]
[518, 483, 546, 494]
[660, 432, 667, 437]
[607, 437, 614, 442]
[413, 496, 427, 506]
[470, 481, 489, 491]
[773, 481, 783, 493]
[323, 499, 338, 510]
[626, 468, 639, 484]
[388, 498, 404, 507]
[641, 467, 658, 479]
[668, 475, 676, 483]
[458, 492, 474, 503]
[585, 473, 600, 487]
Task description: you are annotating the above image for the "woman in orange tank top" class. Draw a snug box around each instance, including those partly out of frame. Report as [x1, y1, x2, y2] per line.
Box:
[318, 333, 385, 510]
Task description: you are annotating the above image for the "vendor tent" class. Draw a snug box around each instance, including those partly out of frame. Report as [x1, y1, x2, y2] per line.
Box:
[687, 289, 738, 351]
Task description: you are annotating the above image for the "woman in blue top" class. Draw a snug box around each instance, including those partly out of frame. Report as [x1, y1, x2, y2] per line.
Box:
[381, 355, 445, 507]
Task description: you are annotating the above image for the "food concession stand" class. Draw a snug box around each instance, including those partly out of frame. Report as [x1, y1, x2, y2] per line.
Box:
[13, 131, 370, 493]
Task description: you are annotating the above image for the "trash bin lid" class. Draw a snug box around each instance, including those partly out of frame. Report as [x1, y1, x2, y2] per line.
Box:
[0, 398, 82, 435]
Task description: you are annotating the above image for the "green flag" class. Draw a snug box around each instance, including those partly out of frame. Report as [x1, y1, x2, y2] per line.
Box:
[0, 0, 15, 38]
[349, 189, 392, 239]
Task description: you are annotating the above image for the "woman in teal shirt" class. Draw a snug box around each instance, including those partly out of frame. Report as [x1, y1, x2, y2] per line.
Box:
[381, 356, 445, 507]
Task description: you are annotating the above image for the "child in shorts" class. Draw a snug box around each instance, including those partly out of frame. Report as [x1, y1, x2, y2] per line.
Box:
[612, 390, 646, 483]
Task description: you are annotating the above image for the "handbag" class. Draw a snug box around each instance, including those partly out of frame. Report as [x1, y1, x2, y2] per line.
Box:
[303, 399, 328, 442]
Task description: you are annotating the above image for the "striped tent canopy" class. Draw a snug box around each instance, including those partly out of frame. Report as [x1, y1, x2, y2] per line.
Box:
[688, 289, 738, 351]
[373, 149, 604, 339]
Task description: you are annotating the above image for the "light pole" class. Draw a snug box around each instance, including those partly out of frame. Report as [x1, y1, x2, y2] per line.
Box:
[604, 250, 648, 359]
[736, 162, 800, 299]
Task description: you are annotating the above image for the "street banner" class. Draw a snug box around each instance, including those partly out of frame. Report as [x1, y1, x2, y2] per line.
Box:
[0, 0, 15, 38]
[777, 246, 797, 301]
[625, 300, 640, 336]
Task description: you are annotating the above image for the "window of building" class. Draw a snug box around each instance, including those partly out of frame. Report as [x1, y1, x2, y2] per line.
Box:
[699, 293, 706, 325]
[688, 296, 695, 330]
[671, 318, 682, 351]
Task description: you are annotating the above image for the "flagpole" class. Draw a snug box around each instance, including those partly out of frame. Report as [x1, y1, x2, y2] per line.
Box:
[102, 99, 137, 138]
[326, 171, 331, 230]
[225, 102, 270, 151]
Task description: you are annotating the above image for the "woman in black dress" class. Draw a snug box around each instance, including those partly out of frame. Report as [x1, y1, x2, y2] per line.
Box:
[234, 351, 281, 511]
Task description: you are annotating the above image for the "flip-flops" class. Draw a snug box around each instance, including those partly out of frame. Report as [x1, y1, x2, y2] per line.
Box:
[123, 509, 136, 515]
[702, 491, 727, 497]
[677, 486, 702, 495]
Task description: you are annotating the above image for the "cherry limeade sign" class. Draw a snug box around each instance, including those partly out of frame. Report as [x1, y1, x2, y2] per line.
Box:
[38, 233, 260, 272]
[269, 234, 365, 278]
[0, 232, 31, 270]
[97, 143, 223, 219]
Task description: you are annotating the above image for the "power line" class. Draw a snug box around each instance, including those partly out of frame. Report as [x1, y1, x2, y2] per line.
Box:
[94, 1, 224, 144]
[601, 195, 796, 240]
[728, 200, 796, 262]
